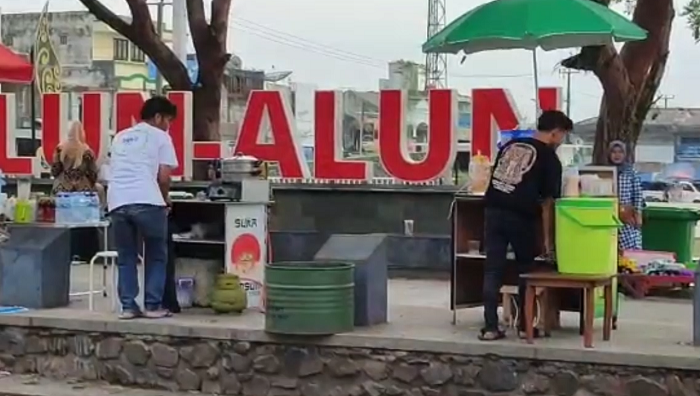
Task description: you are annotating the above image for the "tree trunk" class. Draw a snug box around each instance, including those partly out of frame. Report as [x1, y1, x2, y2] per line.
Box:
[193, 85, 222, 142]
[563, 0, 674, 164]
[79, 0, 231, 179]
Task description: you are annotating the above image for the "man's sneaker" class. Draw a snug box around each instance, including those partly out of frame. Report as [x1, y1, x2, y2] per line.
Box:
[143, 310, 172, 319]
[118, 310, 141, 320]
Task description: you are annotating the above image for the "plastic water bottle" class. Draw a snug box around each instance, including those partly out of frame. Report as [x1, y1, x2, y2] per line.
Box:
[79, 193, 91, 224]
[72, 193, 86, 224]
[66, 193, 76, 223]
[56, 193, 67, 224]
[88, 192, 100, 223]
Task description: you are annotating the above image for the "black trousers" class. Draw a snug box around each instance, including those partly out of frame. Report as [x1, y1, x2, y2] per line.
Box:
[483, 207, 537, 331]
[163, 215, 181, 313]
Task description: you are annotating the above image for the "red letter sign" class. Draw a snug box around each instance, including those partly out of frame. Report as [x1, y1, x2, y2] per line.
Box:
[41, 93, 112, 173]
[114, 91, 148, 133]
[235, 91, 308, 178]
[39, 93, 66, 166]
[164, 91, 194, 179]
[314, 91, 368, 180]
[0, 94, 32, 174]
[471, 89, 519, 161]
[378, 90, 456, 182]
[81, 92, 110, 161]
[471, 87, 562, 161]
[538, 87, 561, 112]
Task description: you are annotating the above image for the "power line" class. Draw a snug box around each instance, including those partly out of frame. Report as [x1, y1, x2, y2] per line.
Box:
[233, 25, 385, 68]
[230, 18, 536, 80]
[234, 17, 384, 64]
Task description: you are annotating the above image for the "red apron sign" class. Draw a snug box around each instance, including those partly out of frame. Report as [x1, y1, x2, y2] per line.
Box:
[0, 87, 560, 181]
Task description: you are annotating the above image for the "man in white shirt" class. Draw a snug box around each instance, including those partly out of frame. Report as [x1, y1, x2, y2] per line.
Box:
[107, 96, 178, 319]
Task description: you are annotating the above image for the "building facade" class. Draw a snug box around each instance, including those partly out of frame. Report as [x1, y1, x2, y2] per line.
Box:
[574, 107, 700, 165]
[1, 10, 173, 127]
[1, 10, 171, 91]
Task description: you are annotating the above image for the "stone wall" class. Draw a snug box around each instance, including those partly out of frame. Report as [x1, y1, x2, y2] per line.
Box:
[0, 326, 698, 396]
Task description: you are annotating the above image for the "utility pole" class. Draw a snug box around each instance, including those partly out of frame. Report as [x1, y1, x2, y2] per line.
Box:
[658, 94, 675, 109]
[171, 0, 188, 63]
[147, 0, 187, 95]
[559, 68, 580, 116]
[155, 0, 165, 95]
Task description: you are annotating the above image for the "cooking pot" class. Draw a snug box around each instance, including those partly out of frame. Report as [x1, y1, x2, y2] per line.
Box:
[220, 154, 261, 182]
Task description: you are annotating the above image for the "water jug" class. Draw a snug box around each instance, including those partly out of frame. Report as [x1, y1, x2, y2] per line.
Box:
[176, 277, 195, 309]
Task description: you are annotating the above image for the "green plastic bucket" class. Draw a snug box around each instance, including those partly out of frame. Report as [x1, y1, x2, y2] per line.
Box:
[555, 198, 621, 275]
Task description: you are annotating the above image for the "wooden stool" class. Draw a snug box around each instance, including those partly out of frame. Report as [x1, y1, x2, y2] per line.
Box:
[521, 272, 614, 348]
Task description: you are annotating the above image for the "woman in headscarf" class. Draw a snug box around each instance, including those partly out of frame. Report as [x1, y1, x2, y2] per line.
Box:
[51, 121, 99, 195]
[609, 140, 643, 250]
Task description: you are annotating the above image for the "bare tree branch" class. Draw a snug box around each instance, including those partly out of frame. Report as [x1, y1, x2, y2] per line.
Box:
[79, 0, 190, 89]
[79, 0, 131, 34]
[187, 0, 231, 86]
[620, 0, 674, 88]
[125, 0, 157, 36]
[584, 0, 673, 163]
[210, 0, 231, 50]
[186, 0, 209, 59]
[83, 0, 231, 150]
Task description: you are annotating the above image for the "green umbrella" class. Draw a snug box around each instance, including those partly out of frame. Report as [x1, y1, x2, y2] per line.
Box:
[422, 0, 647, 114]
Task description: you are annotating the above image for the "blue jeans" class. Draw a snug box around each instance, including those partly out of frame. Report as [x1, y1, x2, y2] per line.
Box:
[111, 204, 168, 312]
[483, 207, 537, 332]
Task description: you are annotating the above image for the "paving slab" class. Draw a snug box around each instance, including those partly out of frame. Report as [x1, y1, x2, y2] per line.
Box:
[0, 265, 696, 370]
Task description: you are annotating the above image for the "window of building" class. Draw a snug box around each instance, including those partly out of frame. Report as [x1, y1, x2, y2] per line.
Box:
[59, 35, 68, 45]
[130, 44, 145, 62]
[113, 38, 129, 61]
[5, 36, 13, 46]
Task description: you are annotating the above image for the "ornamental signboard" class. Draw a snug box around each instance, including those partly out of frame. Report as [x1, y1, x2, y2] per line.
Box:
[0, 87, 560, 180]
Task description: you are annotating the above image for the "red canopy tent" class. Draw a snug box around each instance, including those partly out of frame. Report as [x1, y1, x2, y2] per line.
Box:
[0, 44, 33, 84]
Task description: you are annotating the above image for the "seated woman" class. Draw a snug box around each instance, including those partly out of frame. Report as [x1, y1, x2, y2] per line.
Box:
[51, 121, 99, 195]
[52, 122, 102, 259]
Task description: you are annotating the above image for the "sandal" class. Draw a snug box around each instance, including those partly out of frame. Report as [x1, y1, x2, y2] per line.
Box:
[518, 328, 543, 339]
[478, 328, 506, 341]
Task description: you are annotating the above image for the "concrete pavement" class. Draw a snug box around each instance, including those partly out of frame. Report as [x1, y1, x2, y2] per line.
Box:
[0, 265, 695, 370]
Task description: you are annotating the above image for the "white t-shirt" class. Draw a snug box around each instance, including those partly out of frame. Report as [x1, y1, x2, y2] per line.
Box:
[106, 122, 178, 211]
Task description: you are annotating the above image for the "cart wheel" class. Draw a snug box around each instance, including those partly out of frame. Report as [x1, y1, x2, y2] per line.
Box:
[509, 295, 541, 328]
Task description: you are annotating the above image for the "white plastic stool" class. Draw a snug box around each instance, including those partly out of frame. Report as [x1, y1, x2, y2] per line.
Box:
[109, 254, 145, 312]
[69, 224, 111, 311]
[87, 251, 117, 311]
[70, 253, 112, 311]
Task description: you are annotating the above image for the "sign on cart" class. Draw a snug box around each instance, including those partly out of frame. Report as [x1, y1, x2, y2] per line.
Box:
[225, 204, 267, 311]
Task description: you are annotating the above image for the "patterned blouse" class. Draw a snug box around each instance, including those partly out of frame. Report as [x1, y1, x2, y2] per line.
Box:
[51, 147, 99, 194]
[617, 165, 643, 250]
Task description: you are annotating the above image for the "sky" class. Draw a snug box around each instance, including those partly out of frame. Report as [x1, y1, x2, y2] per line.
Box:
[1, 0, 699, 123]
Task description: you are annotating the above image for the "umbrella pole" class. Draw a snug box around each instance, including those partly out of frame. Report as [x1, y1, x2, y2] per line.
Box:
[532, 49, 540, 119]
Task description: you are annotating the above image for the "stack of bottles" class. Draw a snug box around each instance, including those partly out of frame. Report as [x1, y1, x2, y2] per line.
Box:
[55, 192, 101, 224]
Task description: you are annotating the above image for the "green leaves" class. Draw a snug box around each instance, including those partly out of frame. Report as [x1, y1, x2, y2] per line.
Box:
[682, 0, 700, 41]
